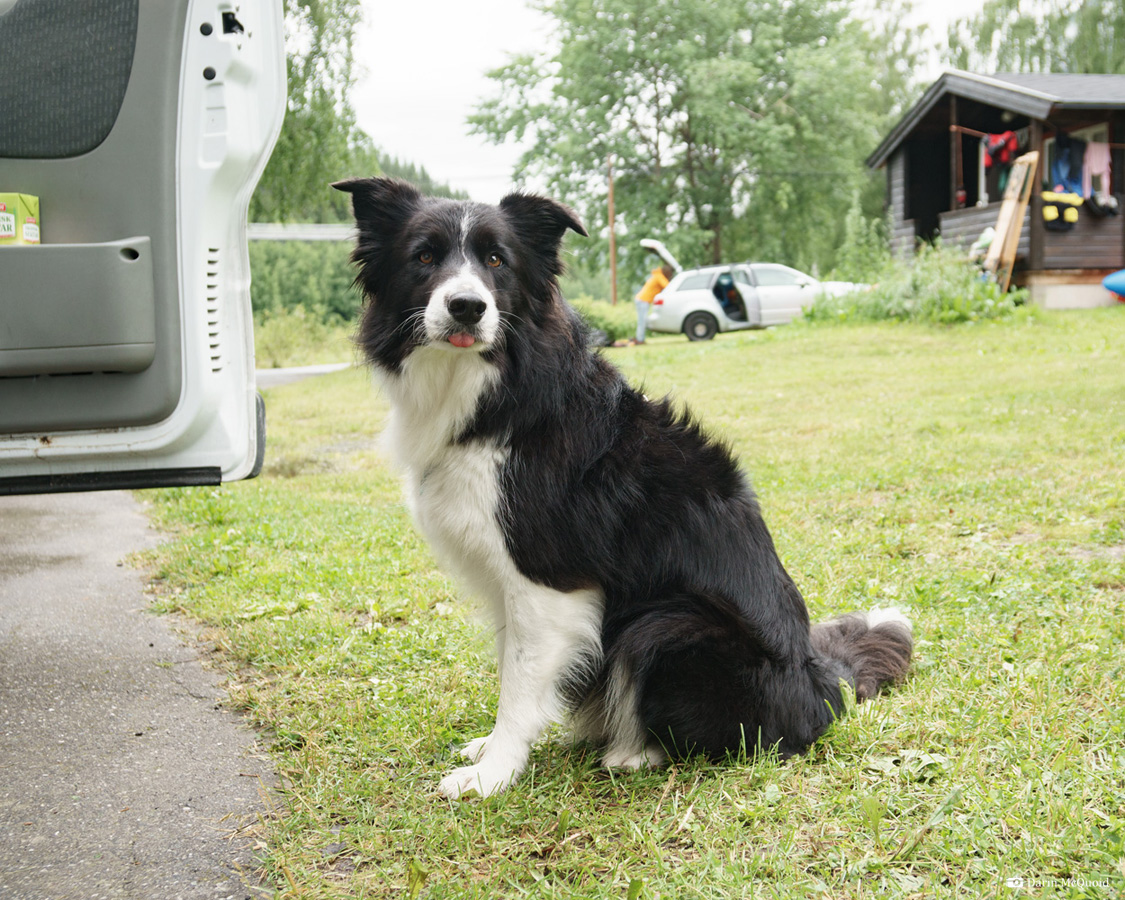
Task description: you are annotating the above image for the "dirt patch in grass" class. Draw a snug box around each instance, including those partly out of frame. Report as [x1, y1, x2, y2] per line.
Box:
[1068, 543, 1125, 561]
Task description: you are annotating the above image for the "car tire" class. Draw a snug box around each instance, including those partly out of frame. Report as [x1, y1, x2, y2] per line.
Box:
[683, 312, 718, 341]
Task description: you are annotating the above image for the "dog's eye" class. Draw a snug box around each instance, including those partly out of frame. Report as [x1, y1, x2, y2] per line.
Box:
[487, 252, 504, 268]
[419, 250, 434, 265]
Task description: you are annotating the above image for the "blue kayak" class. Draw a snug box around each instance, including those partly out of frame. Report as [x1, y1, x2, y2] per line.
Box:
[1104, 269, 1125, 298]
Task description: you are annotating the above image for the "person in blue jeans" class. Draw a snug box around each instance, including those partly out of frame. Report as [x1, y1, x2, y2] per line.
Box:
[631, 265, 673, 345]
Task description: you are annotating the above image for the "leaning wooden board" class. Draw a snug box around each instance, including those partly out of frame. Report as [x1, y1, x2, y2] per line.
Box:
[983, 151, 1039, 293]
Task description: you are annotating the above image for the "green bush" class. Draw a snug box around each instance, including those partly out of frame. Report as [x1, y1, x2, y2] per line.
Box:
[831, 191, 891, 284]
[254, 305, 357, 369]
[805, 242, 1028, 325]
[249, 240, 361, 323]
[559, 259, 612, 304]
[567, 295, 638, 342]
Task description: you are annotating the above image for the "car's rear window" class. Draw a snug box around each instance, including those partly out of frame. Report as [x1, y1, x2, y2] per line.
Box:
[676, 272, 714, 291]
[752, 266, 802, 287]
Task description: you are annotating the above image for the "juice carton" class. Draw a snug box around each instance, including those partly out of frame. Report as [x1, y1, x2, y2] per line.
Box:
[0, 194, 41, 245]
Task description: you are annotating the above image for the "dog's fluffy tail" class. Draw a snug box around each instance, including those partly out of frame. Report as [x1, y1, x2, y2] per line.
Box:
[810, 608, 913, 702]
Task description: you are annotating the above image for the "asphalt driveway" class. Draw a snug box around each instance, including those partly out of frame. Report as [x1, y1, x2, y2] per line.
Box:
[0, 491, 275, 899]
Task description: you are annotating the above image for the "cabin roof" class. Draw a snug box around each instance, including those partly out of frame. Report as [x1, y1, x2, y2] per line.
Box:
[867, 70, 1125, 169]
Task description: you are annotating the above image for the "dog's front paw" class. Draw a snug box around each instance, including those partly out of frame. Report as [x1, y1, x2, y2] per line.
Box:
[438, 761, 517, 799]
[460, 733, 493, 763]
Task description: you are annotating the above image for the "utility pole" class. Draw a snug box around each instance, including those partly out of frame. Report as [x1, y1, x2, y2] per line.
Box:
[607, 154, 618, 305]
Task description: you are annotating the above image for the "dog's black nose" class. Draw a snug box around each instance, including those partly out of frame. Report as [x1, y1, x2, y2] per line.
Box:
[447, 293, 487, 326]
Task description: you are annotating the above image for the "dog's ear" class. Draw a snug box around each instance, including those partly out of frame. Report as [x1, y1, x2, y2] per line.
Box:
[499, 193, 587, 275]
[333, 176, 421, 237]
[332, 177, 422, 290]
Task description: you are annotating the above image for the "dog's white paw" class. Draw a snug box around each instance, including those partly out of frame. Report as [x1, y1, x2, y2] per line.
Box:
[460, 734, 493, 763]
[603, 743, 667, 771]
[438, 761, 517, 799]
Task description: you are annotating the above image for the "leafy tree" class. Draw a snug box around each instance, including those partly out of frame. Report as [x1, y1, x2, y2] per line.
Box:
[832, 191, 890, 283]
[251, 1, 466, 225]
[471, 0, 919, 283]
[252, 0, 364, 223]
[244, 1, 477, 331]
[947, 0, 1125, 74]
[350, 137, 470, 200]
[249, 240, 359, 321]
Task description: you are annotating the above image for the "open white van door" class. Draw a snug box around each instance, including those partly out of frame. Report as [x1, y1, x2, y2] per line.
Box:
[0, 0, 285, 494]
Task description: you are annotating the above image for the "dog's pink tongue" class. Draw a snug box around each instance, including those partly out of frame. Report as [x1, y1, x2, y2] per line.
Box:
[449, 333, 476, 348]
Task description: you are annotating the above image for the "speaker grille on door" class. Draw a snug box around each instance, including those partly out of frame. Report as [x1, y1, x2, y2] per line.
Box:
[205, 248, 222, 372]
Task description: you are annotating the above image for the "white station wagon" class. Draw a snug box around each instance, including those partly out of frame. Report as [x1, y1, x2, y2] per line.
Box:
[639, 241, 866, 341]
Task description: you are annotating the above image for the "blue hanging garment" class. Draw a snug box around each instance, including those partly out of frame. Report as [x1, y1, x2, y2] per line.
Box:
[1051, 134, 1086, 195]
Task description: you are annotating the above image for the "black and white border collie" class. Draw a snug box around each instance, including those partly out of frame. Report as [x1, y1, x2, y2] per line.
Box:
[334, 177, 913, 799]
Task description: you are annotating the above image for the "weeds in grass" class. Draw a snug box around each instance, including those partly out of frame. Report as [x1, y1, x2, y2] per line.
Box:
[141, 310, 1125, 898]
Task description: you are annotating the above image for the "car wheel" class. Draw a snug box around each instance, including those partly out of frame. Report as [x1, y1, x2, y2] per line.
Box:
[683, 312, 718, 341]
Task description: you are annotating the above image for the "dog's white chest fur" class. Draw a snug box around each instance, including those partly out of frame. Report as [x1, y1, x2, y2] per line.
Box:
[412, 440, 511, 599]
[379, 349, 508, 593]
[378, 347, 604, 799]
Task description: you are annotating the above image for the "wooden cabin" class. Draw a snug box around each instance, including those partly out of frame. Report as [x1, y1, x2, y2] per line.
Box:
[867, 71, 1125, 308]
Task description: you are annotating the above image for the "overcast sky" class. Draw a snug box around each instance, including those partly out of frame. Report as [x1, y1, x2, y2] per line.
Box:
[351, 0, 988, 204]
[351, 0, 548, 202]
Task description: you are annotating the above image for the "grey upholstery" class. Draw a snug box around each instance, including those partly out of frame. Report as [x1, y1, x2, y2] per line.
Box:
[0, 0, 187, 432]
[0, 0, 138, 158]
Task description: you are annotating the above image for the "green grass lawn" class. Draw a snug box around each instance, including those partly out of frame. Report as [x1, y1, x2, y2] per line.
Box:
[141, 309, 1125, 899]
